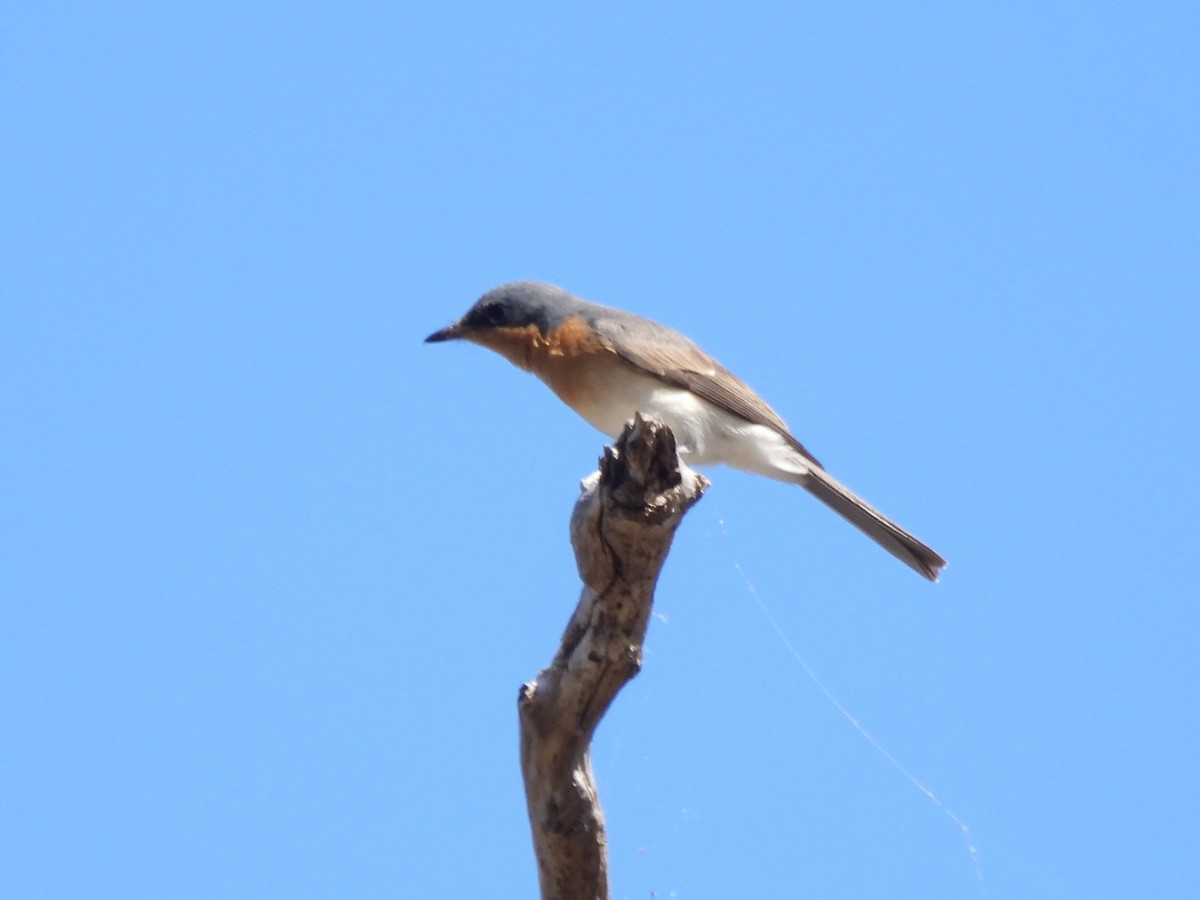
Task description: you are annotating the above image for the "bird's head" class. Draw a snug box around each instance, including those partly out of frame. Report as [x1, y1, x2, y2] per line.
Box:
[425, 281, 584, 345]
[425, 280, 599, 373]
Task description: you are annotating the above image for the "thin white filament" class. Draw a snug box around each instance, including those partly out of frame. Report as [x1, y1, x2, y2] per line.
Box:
[731, 557, 988, 900]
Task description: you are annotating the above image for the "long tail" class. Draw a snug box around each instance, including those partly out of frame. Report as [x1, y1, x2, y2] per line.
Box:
[797, 466, 947, 581]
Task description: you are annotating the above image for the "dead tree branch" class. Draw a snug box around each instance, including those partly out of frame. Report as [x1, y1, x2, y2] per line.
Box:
[518, 414, 708, 900]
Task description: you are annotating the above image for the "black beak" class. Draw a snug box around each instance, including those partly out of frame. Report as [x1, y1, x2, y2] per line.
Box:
[425, 322, 465, 343]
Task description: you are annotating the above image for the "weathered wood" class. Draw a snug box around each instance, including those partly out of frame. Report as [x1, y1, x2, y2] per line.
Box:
[518, 414, 707, 900]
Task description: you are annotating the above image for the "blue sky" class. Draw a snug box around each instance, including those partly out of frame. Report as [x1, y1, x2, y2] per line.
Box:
[3, 3, 1198, 897]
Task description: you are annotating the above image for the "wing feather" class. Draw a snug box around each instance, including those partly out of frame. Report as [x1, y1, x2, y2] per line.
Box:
[589, 310, 822, 468]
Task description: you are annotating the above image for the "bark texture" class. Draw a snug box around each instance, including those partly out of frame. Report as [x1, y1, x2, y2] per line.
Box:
[518, 415, 707, 900]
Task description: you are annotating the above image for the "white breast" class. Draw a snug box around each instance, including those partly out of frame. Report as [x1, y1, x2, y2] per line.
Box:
[563, 366, 811, 483]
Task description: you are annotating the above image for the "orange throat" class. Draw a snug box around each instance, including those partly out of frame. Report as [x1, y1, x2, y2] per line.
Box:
[466, 316, 628, 412]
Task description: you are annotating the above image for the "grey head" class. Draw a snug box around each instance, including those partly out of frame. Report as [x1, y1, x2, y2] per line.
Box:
[425, 281, 594, 343]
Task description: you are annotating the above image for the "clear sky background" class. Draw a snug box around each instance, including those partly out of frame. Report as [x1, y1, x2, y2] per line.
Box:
[3, 3, 1197, 898]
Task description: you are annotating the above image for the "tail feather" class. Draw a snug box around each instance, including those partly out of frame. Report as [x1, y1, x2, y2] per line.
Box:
[798, 466, 946, 582]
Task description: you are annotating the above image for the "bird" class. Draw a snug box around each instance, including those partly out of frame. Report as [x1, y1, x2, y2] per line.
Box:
[425, 281, 946, 581]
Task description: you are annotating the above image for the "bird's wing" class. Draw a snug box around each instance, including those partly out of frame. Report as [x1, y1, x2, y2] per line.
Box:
[589, 310, 822, 468]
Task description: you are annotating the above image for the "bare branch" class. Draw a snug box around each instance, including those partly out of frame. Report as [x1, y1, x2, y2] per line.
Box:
[518, 414, 707, 900]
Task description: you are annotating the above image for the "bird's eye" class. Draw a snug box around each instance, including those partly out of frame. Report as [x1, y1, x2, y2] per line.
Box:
[479, 302, 508, 327]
